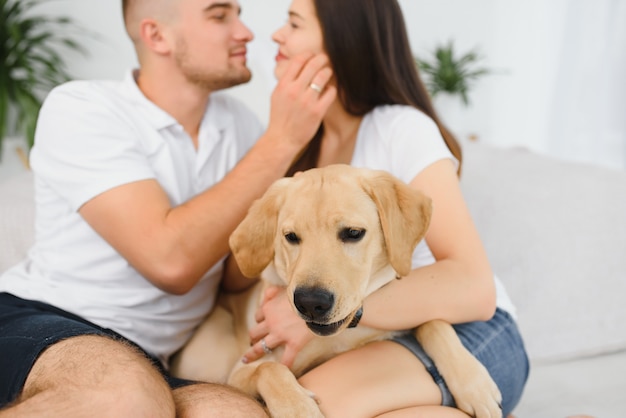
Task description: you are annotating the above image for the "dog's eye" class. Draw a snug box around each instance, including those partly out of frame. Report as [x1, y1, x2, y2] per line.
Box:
[284, 232, 301, 244]
[339, 228, 366, 242]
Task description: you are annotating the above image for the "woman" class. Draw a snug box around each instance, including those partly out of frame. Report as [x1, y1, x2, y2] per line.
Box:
[242, 0, 529, 416]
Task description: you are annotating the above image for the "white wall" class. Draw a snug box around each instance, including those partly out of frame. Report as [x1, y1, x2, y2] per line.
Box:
[4, 0, 504, 135]
[2, 0, 624, 180]
[33, 0, 137, 81]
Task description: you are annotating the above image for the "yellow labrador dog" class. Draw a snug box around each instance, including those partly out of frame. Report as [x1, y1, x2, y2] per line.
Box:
[172, 164, 501, 418]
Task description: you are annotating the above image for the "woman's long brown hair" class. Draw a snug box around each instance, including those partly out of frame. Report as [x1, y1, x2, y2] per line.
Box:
[287, 0, 462, 177]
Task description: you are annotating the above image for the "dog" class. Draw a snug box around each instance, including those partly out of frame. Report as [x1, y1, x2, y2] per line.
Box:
[171, 164, 501, 418]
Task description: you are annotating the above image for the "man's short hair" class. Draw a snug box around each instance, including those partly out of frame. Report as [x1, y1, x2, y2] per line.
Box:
[121, 0, 175, 43]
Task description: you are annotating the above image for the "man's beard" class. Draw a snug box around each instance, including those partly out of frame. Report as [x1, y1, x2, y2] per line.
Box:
[174, 40, 252, 91]
[181, 63, 252, 91]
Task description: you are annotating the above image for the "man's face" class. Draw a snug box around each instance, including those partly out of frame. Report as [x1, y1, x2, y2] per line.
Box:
[171, 0, 254, 90]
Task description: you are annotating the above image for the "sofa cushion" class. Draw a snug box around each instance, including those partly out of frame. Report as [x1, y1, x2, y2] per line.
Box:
[0, 172, 35, 274]
[461, 142, 626, 363]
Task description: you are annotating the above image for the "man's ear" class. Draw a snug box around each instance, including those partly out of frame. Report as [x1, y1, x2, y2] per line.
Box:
[138, 18, 172, 55]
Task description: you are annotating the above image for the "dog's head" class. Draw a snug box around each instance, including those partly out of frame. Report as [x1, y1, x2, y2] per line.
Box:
[229, 164, 432, 336]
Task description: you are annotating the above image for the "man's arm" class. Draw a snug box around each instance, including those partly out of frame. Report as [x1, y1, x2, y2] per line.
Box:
[79, 136, 296, 294]
[79, 54, 336, 295]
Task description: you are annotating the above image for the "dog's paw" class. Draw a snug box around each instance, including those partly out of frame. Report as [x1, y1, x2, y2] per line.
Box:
[266, 393, 324, 418]
[444, 359, 502, 418]
[453, 385, 502, 418]
[264, 385, 324, 418]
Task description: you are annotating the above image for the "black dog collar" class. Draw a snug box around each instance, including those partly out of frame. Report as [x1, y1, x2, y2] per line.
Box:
[348, 306, 363, 328]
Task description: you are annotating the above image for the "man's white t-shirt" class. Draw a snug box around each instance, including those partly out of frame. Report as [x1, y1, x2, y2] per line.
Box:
[350, 105, 516, 316]
[0, 71, 263, 364]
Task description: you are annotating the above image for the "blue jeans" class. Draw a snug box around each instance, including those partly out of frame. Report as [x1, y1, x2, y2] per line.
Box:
[393, 308, 529, 417]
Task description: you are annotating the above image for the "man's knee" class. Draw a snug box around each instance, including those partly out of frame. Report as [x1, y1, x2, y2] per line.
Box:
[20, 335, 175, 417]
[173, 383, 268, 418]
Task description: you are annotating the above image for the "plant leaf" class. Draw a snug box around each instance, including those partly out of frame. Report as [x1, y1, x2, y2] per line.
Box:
[414, 40, 493, 106]
[1, 0, 92, 157]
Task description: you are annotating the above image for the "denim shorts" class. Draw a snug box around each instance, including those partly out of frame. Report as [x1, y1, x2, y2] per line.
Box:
[0, 292, 194, 407]
[392, 308, 529, 417]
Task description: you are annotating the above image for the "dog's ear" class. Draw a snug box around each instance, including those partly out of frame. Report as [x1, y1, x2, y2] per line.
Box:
[362, 171, 432, 276]
[229, 178, 289, 278]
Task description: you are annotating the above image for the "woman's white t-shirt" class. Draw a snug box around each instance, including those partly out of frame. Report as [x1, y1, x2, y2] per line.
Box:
[350, 105, 516, 316]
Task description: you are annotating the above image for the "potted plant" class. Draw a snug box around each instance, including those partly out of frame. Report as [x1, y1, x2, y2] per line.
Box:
[415, 40, 491, 106]
[0, 0, 88, 160]
[415, 40, 492, 141]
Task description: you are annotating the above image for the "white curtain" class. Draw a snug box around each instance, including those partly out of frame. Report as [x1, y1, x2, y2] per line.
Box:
[546, 0, 626, 170]
[491, 0, 626, 170]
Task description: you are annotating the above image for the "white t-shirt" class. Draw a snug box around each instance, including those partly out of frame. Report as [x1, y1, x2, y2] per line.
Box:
[350, 105, 516, 316]
[0, 71, 263, 364]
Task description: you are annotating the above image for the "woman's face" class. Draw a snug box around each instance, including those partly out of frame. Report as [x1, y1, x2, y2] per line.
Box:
[272, 0, 324, 80]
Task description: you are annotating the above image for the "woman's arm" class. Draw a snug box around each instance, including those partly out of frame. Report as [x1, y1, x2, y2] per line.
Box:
[361, 158, 496, 330]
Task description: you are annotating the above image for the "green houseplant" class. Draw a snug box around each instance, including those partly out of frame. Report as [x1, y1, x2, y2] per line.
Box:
[415, 40, 491, 106]
[0, 0, 87, 159]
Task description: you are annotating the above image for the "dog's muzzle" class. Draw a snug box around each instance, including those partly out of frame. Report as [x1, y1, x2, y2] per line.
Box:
[304, 306, 362, 336]
[294, 286, 360, 336]
[305, 316, 348, 336]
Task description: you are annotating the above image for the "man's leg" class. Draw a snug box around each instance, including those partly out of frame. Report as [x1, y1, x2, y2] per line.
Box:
[173, 383, 268, 418]
[1, 335, 176, 418]
[1, 335, 268, 418]
[0, 292, 267, 417]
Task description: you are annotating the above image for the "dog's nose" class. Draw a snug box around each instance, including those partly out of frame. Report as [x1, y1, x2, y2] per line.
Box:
[293, 287, 334, 321]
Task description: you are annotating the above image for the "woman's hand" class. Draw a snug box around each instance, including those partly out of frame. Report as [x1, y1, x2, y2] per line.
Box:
[243, 286, 314, 369]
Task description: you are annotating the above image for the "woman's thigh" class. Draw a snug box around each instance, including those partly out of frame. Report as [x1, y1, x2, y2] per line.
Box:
[299, 340, 442, 418]
[298, 308, 529, 418]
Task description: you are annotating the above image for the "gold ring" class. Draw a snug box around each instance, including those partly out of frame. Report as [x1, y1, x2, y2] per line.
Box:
[309, 83, 322, 93]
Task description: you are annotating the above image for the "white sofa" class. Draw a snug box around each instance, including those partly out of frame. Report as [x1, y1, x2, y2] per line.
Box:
[1, 142, 625, 417]
[460, 142, 626, 418]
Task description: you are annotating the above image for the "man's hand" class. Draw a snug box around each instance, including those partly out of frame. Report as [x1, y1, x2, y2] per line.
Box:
[264, 53, 336, 152]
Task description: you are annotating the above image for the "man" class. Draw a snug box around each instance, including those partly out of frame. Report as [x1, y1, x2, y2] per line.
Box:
[0, 0, 335, 416]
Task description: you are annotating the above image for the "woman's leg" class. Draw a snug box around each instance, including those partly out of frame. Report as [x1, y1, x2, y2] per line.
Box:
[299, 308, 529, 418]
[376, 406, 471, 418]
[299, 340, 445, 418]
